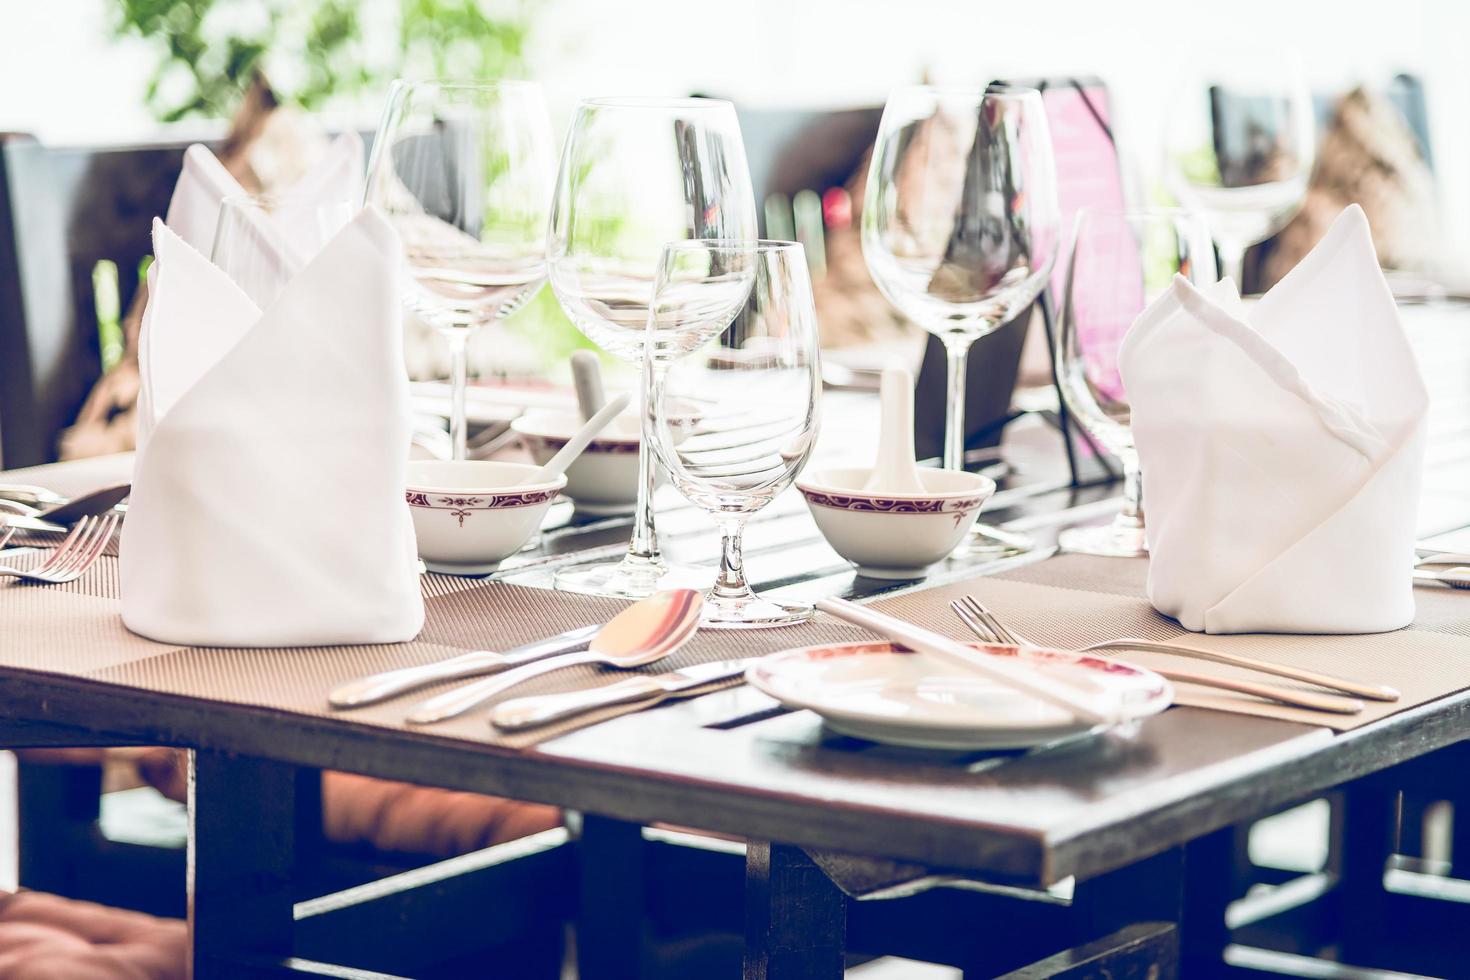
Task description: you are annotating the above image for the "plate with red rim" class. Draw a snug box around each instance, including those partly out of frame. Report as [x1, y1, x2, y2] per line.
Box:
[746, 641, 1173, 750]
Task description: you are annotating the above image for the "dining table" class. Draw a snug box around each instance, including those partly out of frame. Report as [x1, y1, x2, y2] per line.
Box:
[4, 301, 1470, 979]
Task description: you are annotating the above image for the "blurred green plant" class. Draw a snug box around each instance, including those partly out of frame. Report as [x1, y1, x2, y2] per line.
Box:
[112, 0, 531, 122]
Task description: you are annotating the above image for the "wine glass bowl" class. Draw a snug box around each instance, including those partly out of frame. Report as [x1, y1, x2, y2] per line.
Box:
[1054, 206, 1218, 558]
[546, 96, 758, 598]
[1163, 48, 1315, 288]
[365, 80, 555, 460]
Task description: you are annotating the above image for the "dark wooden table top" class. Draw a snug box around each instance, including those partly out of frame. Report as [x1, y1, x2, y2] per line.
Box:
[5, 305, 1470, 890]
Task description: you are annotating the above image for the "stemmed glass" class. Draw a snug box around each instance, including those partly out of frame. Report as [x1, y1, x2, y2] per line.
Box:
[1163, 48, 1315, 289]
[212, 194, 354, 307]
[547, 97, 758, 599]
[862, 84, 1061, 555]
[1054, 207, 1217, 557]
[647, 240, 821, 627]
[365, 80, 555, 460]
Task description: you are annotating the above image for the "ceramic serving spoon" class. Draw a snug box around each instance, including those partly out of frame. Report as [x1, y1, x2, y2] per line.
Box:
[570, 349, 608, 422]
[405, 588, 704, 725]
[525, 392, 632, 485]
[862, 367, 926, 494]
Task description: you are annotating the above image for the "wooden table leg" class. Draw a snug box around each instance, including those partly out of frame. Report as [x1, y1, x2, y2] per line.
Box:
[576, 813, 645, 980]
[743, 842, 846, 980]
[188, 749, 297, 977]
[1333, 777, 1397, 964]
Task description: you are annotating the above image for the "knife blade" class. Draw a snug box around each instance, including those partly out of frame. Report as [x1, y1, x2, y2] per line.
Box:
[491, 658, 757, 731]
[327, 623, 602, 708]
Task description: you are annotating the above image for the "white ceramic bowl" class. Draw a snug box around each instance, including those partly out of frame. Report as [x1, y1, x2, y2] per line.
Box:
[511, 410, 641, 515]
[796, 467, 996, 579]
[405, 461, 566, 575]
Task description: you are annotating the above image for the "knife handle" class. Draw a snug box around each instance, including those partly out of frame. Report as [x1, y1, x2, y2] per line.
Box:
[492, 676, 667, 731]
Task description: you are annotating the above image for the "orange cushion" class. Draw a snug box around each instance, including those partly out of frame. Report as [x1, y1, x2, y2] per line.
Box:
[0, 891, 185, 980]
[130, 749, 560, 858]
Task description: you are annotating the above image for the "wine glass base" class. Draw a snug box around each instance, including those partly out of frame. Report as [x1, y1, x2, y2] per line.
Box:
[700, 595, 813, 629]
[553, 556, 712, 599]
[1058, 521, 1148, 559]
[955, 522, 1033, 559]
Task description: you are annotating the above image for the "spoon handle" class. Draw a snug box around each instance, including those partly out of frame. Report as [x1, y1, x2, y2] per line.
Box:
[327, 624, 599, 708]
[406, 649, 601, 725]
[533, 392, 631, 483]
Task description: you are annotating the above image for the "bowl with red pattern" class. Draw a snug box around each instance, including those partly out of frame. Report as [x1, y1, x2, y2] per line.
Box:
[796, 467, 995, 579]
[405, 461, 565, 575]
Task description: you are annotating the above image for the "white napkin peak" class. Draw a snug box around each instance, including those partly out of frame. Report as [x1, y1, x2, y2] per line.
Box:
[1119, 204, 1428, 635]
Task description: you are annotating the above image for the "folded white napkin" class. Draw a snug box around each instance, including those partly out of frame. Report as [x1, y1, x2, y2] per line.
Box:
[120, 207, 424, 647]
[1119, 204, 1428, 634]
[164, 132, 363, 254]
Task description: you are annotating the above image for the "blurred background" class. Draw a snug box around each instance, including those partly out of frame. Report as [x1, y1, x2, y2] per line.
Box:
[3, 0, 1469, 468]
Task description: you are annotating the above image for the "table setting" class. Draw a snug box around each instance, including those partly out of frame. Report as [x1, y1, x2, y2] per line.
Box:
[4, 60, 1470, 980]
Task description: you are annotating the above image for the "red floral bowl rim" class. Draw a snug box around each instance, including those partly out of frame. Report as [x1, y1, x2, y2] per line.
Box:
[405, 461, 566, 500]
[796, 468, 995, 504]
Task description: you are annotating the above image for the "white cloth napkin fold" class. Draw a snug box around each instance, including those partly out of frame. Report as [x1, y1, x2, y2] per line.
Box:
[1119, 204, 1429, 634]
[120, 207, 424, 647]
[164, 132, 362, 254]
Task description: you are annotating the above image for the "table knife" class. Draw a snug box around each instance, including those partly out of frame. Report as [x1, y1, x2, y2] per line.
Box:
[328, 624, 602, 709]
[491, 658, 757, 731]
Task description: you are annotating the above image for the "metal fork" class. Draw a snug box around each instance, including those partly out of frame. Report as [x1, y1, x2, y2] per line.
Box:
[0, 514, 119, 584]
[949, 595, 1369, 715]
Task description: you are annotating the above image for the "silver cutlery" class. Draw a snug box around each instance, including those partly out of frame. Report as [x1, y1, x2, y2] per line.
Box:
[328, 623, 602, 708]
[815, 596, 1120, 725]
[0, 484, 130, 530]
[1415, 569, 1470, 590]
[491, 657, 755, 731]
[0, 484, 65, 507]
[405, 589, 704, 725]
[0, 514, 119, 585]
[950, 596, 1367, 715]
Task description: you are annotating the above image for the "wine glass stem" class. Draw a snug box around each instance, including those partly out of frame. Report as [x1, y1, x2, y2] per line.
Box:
[628, 366, 661, 565]
[1121, 451, 1144, 528]
[1220, 243, 1247, 293]
[447, 330, 470, 461]
[942, 337, 972, 471]
[712, 517, 753, 602]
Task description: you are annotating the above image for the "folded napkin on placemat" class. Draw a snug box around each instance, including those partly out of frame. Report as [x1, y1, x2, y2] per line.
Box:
[1120, 205, 1429, 634]
[165, 132, 362, 254]
[120, 207, 424, 647]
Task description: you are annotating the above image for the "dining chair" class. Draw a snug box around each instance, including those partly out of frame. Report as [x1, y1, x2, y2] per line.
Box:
[0, 133, 189, 470]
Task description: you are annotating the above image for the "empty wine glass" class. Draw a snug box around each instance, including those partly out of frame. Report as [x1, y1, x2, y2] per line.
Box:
[862, 84, 1061, 556]
[1163, 47, 1315, 290]
[365, 80, 554, 460]
[1054, 206, 1217, 557]
[212, 194, 354, 307]
[547, 97, 758, 599]
[647, 240, 821, 627]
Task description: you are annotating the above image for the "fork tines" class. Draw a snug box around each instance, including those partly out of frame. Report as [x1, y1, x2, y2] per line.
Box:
[4, 513, 119, 584]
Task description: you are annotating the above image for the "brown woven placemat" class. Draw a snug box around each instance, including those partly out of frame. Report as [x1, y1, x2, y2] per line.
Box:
[912, 553, 1470, 732]
[5, 550, 1467, 745]
[0, 555, 869, 748]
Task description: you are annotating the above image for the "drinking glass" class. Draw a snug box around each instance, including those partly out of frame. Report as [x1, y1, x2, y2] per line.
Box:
[212, 194, 354, 307]
[365, 80, 554, 460]
[547, 97, 758, 599]
[647, 241, 821, 627]
[1163, 48, 1315, 289]
[1054, 207, 1217, 557]
[862, 84, 1061, 555]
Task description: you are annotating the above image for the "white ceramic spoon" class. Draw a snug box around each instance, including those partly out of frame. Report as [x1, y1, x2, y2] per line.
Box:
[524, 392, 631, 485]
[570, 349, 607, 422]
[862, 367, 926, 494]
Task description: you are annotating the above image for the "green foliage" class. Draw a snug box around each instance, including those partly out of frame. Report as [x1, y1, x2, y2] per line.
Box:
[112, 0, 530, 122]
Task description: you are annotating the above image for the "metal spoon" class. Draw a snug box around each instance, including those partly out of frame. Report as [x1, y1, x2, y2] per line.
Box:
[405, 588, 704, 725]
[0, 484, 132, 534]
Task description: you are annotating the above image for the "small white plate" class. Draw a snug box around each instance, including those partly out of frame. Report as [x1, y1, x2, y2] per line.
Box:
[747, 641, 1172, 750]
